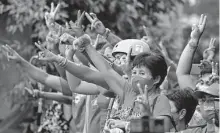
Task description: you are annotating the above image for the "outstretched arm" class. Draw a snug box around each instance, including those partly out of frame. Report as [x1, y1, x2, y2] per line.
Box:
[38, 91, 72, 105]
[176, 14, 207, 89]
[1, 45, 71, 94]
[73, 34, 124, 98]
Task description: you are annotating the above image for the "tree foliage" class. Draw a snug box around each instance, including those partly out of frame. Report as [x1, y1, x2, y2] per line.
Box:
[0, 0, 184, 40]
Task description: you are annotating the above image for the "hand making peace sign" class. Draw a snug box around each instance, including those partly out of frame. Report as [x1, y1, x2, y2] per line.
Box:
[45, 3, 60, 30]
[85, 12, 106, 35]
[135, 83, 152, 116]
[203, 38, 216, 62]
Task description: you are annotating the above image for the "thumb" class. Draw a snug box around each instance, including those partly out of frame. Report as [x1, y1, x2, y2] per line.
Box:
[192, 24, 197, 31]
[24, 87, 33, 95]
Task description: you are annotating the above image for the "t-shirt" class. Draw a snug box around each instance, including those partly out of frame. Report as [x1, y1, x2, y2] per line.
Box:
[72, 93, 87, 133]
[110, 81, 171, 121]
[88, 94, 110, 133]
[171, 125, 219, 133]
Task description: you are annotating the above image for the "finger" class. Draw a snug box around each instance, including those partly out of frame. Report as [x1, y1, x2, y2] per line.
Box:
[144, 85, 148, 98]
[35, 42, 45, 51]
[94, 34, 100, 47]
[143, 26, 149, 36]
[57, 25, 62, 36]
[90, 13, 98, 20]
[78, 11, 85, 26]
[210, 38, 216, 48]
[1, 45, 10, 53]
[24, 87, 33, 95]
[5, 44, 15, 54]
[214, 63, 218, 75]
[192, 24, 197, 31]
[54, 3, 60, 14]
[69, 20, 75, 27]
[77, 10, 81, 21]
[199, 14, 204, 25]
[85, 12, 94, 23]
[202, 15, 207, 26]
[167, 66, 171, 74]
[50, 3, 54, 13]
[211, 62, 215, 75]
[45, 12, 49, 20]
[158, 40, 163, 49]
[127, 46, 132, 64]
[65, 22, 70, 29]
[137, 83, 144, 94]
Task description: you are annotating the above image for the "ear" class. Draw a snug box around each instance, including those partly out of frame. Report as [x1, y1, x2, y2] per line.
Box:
[178, 109, 186, 120]
[153, 75, 161, 85]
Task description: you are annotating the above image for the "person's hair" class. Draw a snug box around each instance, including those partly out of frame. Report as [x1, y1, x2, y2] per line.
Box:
[132, 52, 167, 88]
[166, 87, 198, 125]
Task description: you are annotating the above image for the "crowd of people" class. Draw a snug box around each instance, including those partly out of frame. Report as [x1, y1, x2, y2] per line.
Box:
[0, 2, 219, 133]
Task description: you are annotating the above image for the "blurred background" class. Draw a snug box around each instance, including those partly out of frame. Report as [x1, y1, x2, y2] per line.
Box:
[0, 0, 218, 132]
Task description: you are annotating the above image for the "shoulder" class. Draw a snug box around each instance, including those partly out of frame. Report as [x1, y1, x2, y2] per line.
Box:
[178, 125, 207, 133]
[153, 94, 171, 117]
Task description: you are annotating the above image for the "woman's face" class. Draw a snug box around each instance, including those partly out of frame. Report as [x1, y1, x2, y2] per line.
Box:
[114, 53, 127, 66]
[131, 65, 155, 94]
[199, 94, 219, 124]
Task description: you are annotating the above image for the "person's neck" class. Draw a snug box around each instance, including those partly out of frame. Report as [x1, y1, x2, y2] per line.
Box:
[176, 121, 187, 131]
[148, 86, 159, 99]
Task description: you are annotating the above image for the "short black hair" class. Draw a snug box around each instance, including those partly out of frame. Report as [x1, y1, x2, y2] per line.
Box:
[132, 52, 167, 88]
[166, 88, 198, 124]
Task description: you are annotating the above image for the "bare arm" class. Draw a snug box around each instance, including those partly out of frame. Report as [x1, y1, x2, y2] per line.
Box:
[38, 91, 72, 105]
[176, 14, 207, 89]
[82, 37, 124, 98]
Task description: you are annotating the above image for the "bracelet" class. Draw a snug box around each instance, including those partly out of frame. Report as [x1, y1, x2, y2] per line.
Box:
[104, 28, 111, 39]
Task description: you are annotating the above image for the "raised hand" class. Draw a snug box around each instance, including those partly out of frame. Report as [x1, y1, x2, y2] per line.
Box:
[159, 41, 169, 58]
[120, 46, 133, 75]
[85, 12, 106, 35]
[46, 26, 62, 51]
[59, 33, 76, 45]
[45, 3, 60, 30]
[35, 41, 58, 63]
[209, 62, 219, 84]
[72, 34, 92, 52]
[160, 66, 171, 91]
[141, 26, 153, 44]
[135, 83, 152, 116]
[190, 14, 207, 40]
[64, 10, 85, 37]
[203, 38, 216, 62]
[1, 44, 23, 63]
[93, 34, 108, 50]
[24, 87, 39, 99]
[64, 45, 76, 59]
